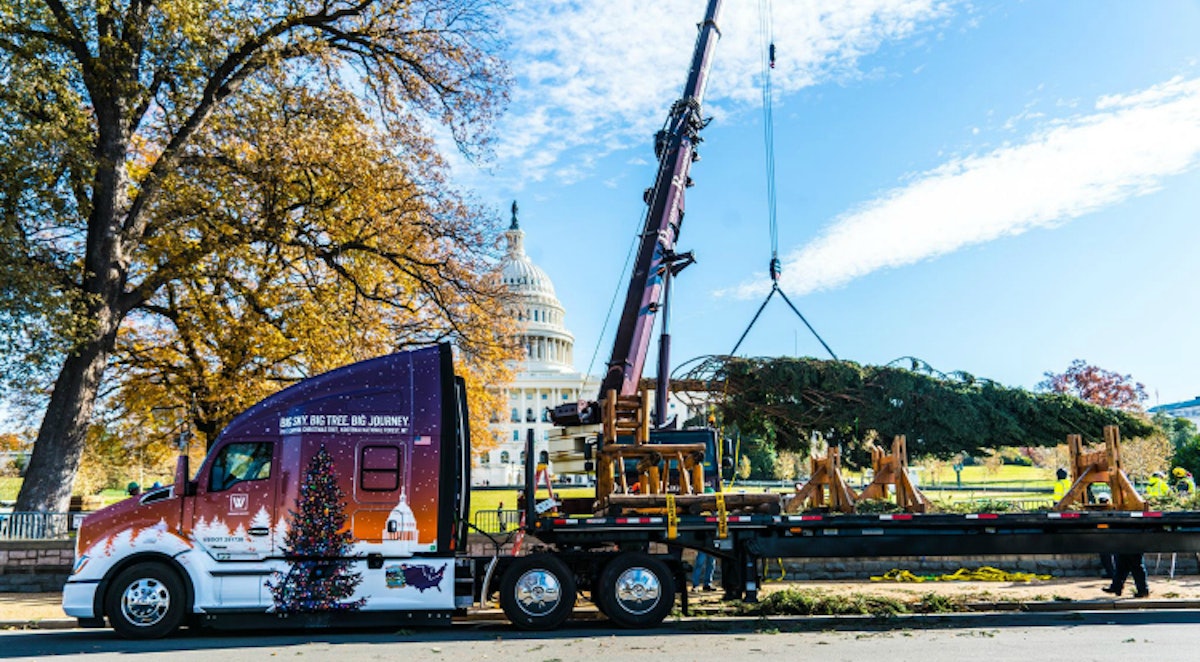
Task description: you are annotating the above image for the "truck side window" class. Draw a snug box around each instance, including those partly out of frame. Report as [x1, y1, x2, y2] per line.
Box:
[360, 445, 401, 491]
[210, 442, 273, 492]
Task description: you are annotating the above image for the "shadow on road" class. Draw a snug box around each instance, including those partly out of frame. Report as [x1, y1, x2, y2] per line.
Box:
[7, 610, 1200, 656]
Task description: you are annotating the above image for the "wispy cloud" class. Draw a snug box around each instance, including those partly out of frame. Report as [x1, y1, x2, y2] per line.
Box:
[490, 0, 957, 185]
[724, 76, 1200, 298]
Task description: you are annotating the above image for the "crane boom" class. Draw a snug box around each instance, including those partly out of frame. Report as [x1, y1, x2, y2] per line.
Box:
[553, 0, 724, 426]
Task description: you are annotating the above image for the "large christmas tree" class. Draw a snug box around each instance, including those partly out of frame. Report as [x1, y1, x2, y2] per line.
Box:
[268, 445, 366, 613]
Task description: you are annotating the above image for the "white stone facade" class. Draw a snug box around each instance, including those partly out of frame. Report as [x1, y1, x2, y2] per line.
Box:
[473, 204, 598, 486]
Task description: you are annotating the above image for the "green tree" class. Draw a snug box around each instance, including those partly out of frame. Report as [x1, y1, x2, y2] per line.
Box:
[1154, 413, 1199, 450]
[0, 0, 506, 511]
[701, 356, 1153, 461]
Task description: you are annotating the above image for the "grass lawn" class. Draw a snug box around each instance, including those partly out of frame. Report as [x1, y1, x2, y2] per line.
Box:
[0, 477, 19, 502]
[468, 486, 594, 523]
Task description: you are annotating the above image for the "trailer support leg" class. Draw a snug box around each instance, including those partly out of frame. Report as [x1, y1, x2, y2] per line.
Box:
[743, 552, 759, 604]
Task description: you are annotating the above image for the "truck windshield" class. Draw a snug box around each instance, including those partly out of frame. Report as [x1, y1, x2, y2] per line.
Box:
[210, 442, 273, 491]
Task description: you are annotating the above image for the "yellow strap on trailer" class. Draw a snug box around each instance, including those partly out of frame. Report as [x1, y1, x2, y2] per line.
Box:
[716, 493, 728, 539]
[869, 566, 1053, 583]
[666, 494, 678, 539]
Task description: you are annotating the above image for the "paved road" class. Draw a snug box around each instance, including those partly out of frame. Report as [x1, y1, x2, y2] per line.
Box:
[6, 611, 1200, 661]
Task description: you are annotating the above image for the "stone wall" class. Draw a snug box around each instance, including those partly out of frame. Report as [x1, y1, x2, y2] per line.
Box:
[776, 553, 1199, 580]
[0, 540, 74, 593]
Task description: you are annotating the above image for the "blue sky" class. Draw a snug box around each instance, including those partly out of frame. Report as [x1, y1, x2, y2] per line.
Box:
[454, 0, 1200, 408]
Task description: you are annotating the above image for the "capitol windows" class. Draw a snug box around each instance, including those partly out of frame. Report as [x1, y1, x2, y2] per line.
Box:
[525, 407, 535, 422]
[510, 408, 520, 423]
[479, 453, 490, 465]
[512, 430, 519, 441]
[500, 451, 511, 464]
[542, 408, 551, 422]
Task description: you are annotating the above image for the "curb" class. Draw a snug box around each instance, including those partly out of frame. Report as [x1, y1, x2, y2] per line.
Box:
[4, 600, 1200, 631]
[0, 618, 77, 630]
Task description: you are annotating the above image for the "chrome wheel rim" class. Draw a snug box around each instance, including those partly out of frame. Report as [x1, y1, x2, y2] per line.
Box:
[613, 567, 661, 615]
[514, 568, 562, 617]
[120, 577, 170, 627]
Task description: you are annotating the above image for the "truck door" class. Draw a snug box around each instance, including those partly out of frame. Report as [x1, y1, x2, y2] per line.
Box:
[192, 440, 278, 562]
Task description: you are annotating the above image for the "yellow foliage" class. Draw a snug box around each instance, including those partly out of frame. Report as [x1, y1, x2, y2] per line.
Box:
[112, 81, 519, 450]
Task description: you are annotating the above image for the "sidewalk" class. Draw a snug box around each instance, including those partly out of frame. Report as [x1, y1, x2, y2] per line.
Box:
[6, 575, 1200, 630]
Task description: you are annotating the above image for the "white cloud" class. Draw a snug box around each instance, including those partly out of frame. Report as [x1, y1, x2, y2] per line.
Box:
[724, 76, 1200, 298]
[492, 0, 956, 184]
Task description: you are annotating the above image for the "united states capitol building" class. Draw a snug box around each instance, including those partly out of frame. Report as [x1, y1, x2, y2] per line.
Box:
[472, 205, 599, 486]
[474, 203, 701, 486]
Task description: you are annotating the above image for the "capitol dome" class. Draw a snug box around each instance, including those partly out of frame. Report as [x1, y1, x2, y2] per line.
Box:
[499, 202, 575, 373]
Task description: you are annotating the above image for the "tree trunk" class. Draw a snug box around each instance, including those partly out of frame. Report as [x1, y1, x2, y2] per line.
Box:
[15, 324, 119, 513]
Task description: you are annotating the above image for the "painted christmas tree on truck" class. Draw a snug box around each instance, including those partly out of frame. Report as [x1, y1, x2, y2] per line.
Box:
[268, 445, 366, 612]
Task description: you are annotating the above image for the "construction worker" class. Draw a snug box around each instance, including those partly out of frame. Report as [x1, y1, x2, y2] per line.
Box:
[1146, 471, 1171, 498]
[1173, 467, 1196, 495]
[1053, 468, 1072, 501]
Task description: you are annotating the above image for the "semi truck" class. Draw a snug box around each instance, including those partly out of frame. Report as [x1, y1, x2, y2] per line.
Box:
[61, 341, 1200, 638]
[63, 0, 1200, 639]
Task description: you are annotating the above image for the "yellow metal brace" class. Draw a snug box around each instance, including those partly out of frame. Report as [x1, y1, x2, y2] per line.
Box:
[715, 492, 728, 539]
[666, 494, 678, 539]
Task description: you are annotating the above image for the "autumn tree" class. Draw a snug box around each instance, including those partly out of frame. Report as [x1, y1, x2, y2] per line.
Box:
[1037, 359, 1148, 412]
[0, 0, 507, 512]
[110, 82, 516, 450]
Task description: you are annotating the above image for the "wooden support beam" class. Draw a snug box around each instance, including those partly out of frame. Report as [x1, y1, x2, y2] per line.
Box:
[1054, 426, 1146, 511]
[858, 435, 928, 513]
[788, 445, 857, 514]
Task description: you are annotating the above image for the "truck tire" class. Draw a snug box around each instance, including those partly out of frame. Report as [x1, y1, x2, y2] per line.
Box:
[595, 552, 675, 628]
[105, 563, 186, 639]
[499, 554, 576, 630]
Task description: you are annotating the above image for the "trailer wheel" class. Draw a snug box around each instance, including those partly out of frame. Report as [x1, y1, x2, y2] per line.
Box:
[499, 554, 576, 630]
[595, 553, 675, 628]
[105, 563, 186, 639]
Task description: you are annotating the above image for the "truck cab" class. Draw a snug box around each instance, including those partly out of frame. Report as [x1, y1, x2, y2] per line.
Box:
[63, 344, 472, 638]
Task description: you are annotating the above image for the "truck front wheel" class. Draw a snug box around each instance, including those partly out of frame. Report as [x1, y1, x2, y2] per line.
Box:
[105, 563, 186, 639]
[499, 554, 576, 630]
[595, 553, 675, 628]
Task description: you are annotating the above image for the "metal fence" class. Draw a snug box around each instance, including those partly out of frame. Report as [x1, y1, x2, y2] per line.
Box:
[473, 509, 523, 534]
[0, 512, 72, 540]
[958, 497, 1055, 513]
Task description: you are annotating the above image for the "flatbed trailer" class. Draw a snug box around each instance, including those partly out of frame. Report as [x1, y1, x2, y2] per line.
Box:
[453, 445, 1200, 630]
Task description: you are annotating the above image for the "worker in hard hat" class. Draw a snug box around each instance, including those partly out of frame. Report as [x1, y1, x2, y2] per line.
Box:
[1053, 468, 1072, 502]
[1146, 471, 1171, 498]
[1172, 467, 1196, 495]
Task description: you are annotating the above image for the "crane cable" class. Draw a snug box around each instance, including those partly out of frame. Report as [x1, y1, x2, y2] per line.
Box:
[729, 0, 838, 361]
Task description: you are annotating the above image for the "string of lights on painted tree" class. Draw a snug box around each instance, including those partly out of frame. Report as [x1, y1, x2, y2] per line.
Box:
[268, 445, 366, 613]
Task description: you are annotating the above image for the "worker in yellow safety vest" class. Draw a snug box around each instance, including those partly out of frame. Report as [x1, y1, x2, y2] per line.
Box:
[1053, 467, 1072, 501]
[1145, 471, 1171, 498]
[1173, 467, 1196, 495]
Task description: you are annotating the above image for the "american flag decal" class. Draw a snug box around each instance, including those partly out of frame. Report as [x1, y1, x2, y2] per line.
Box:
[414, 435, 431, 446]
